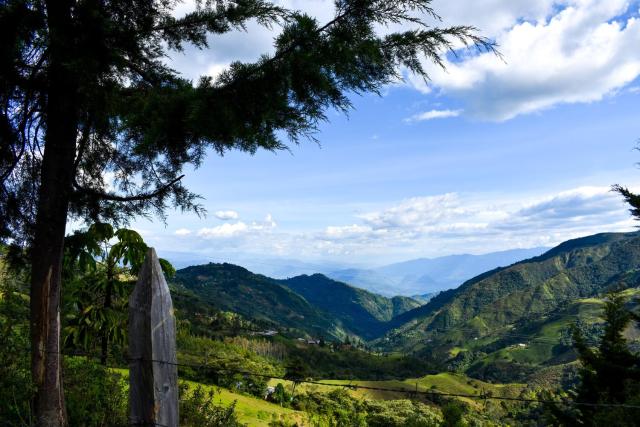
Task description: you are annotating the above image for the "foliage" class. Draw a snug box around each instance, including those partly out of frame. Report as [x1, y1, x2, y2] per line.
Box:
[62, 223, 174, 363]
[566, 293, 640, 426]
[63, 357, 128, 427]
[172, 263, 345, 339]
[285, 342, 435, 380]
[1, 0, 495, 422]
[380, 232, 640, 374]
[291, 389, 443, 426]
[179, 382, 244, 427]
[272, 383, 291, 406]
[176, 332, 284, 399]
[281, 273, 421, 339]
[364, 399, 442, 426]
[0, 0, 496, 244]
[0, 254, 33, 425]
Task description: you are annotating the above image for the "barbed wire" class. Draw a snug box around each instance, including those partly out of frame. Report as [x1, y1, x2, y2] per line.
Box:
[24, 346, 640, 410]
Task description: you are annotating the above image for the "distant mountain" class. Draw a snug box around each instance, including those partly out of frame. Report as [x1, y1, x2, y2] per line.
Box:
[327, 247, 548, 296]
[281, 274, 421, 339]
[240, 258, 355, 280]
[411, 292, 439, 304]
[379, 232, 640, 379]
[172, 263, 422, 341]
[172, 263, 346, 340]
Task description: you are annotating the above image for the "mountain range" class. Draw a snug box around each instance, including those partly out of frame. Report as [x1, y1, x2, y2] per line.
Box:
[171, 263, 422, 341]
[325, 247, 548, 296]
[166, 247, 548, 296]
[169, 231, 640, 383]
[376, 231, 640, 381]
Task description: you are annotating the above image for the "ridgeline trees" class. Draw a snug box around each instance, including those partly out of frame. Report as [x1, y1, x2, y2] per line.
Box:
[0, 0, 494, 424]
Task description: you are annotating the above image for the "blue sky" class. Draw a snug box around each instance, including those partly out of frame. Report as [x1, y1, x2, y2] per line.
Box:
[130, 0, 640, 266]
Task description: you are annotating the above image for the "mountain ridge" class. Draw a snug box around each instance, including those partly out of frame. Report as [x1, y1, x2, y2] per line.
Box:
[326, 247, 549, 296]
[378, 231, 640, 374]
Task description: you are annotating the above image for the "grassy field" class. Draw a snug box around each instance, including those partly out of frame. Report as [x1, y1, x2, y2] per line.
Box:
[111, 368, 307, 426]
[269, 372, 525, 409]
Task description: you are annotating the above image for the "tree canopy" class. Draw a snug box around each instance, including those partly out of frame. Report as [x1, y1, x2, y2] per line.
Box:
[0, 0, 494, 243]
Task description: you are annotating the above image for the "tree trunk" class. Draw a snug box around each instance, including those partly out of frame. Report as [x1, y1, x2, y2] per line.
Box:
[100, 264, 114, 366]
[30, 1, 77, 425]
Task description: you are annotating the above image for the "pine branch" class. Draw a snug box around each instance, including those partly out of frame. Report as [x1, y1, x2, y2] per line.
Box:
[73, 174, 185, 202]
[612, 184, 640, 220]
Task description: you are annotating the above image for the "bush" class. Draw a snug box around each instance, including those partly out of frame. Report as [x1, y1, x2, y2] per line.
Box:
[179, 382, 244, 427]
[364, 399, 442, 427]
[0, 261, 34, 425]
[64, 357, 128, 427]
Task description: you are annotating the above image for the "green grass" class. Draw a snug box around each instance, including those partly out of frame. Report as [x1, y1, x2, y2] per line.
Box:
[269, 372, 524, 409]
[112, 368, 307, 426]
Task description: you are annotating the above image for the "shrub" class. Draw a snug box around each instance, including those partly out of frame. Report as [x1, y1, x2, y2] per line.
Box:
[64, 357, 128, 427]
[179, 382, 244, 427]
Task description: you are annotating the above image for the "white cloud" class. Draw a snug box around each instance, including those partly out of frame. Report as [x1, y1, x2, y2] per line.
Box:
[214, 210, 239, 220]
[409, 0, 640, 120]
[168, 1, 640, 121]
[315, 185, 635, 257]
[168, 1, 336, 81]
[251, 213, 277, 230]
[405, 109, 462, 122]
[325, 224, 373, 238]
[196, 213, 277, 239]
[153, 186, 638, 263]
[198, 221, 249, 238]
[174, 228, 192, 236]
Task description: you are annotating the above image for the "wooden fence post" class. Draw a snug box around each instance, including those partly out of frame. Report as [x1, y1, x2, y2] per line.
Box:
[129, 248, 179, 426]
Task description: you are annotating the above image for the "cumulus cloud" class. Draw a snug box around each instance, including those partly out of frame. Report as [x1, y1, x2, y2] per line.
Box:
[196, 213, 277, 239]
[252, 213, 277, 230]
[174, 228, 192, 236]
[405, 109, 462, 122]
[318, 186, 635, 256]
[168, 0, 336, 81]
[198, 221, 249, 238]
[156, 187, 637, 262]
[499, 187, 631, 231]
[409, 0, 640, 120]
[168, 1, 640, 121]
[214, 210, 239, 220]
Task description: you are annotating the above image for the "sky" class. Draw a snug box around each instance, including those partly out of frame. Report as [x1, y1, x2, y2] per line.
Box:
[131, 0, 640, 267]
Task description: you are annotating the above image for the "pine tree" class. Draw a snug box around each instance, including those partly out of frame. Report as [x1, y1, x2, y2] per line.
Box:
[0, 1, 495, 424]
[571, 293, 640, 425]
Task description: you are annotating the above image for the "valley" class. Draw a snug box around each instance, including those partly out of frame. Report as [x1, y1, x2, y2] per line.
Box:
[3, 230, 640, 425]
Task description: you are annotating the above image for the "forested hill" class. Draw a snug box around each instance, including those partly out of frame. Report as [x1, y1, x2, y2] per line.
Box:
[281, 274, 421, 339]
[172, 263, 345, 339]
[380, 231, 640, 357]
[171, 263, 421, 341]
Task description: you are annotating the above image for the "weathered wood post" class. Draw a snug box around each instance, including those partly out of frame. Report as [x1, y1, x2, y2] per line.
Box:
[129, 248, 179, 426]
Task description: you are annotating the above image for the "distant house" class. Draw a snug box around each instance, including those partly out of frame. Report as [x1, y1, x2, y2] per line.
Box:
[517, 343, 527, 348]
[264, 386, 275, 399]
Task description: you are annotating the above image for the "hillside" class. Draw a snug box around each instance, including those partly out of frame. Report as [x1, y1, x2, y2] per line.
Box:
[172, 264, 422, 341]
[281, 274, 421, 339]
[327, 247, 547, 296]
[379, 231, 640, 380]
[172, 263, 347, 340]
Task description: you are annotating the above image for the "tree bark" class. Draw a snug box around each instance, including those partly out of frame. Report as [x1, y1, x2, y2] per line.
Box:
[100, 262, 114, 366]
[30, 1, 78, 425]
